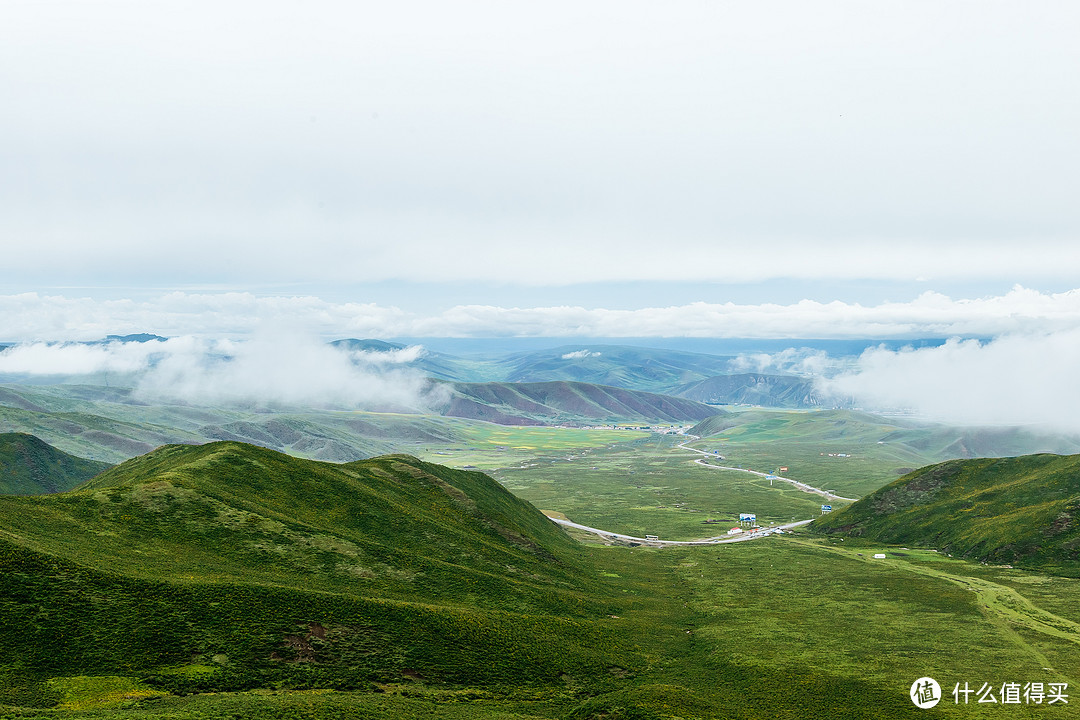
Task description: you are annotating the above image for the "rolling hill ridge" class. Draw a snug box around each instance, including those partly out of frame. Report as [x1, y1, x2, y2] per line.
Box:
[0, 442, 637, 703]
[813, 453, 1080, 575]
[0, 432, 111, 494]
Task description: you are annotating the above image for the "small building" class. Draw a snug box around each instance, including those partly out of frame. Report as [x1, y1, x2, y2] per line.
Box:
[727, 527, 744, 535]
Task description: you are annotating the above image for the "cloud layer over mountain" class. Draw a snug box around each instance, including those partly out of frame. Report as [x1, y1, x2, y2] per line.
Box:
[0, 335, 443, 411]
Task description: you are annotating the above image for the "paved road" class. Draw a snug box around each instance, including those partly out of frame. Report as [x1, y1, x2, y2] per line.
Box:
[548, 516, 815, 547]
[544, 432, 847, 546]
[677, 438, 857, 502]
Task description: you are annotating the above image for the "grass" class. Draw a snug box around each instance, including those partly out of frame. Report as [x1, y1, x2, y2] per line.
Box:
[2, 415, 1080, 718]
[664, 536, 1079, 718]
[489, 432, 833, 540]
[813, 454, 1080, 575]
[0, 433, 111, 494]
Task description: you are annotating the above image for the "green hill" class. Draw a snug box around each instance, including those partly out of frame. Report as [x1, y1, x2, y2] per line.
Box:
[813, 453, 1080, 575]
[15, 441, 585, 606]
[443, 381, 723, 425]
[0, 432, 111, 494]
[0, 442, 635, 704]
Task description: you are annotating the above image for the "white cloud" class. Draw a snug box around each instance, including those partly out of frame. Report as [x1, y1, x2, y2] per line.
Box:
[727, 348, 842, 377]
[0, 334, 445, 411]
[347, 345, 427, 365]
[821, 331, 1080, 432]
[5, 286, 1080, 342]
[0, 340, 165, 375]
[561, 350, 601, 359]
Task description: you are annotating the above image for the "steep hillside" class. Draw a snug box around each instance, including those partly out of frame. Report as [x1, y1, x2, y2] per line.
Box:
[27, 442, 580, 599]
[813, 453, 1080, 575]
[443, 381, 723, 425]
[0, 433, 112, 494]
[674, 372, 835, 408]
[0, 442, 631, 700]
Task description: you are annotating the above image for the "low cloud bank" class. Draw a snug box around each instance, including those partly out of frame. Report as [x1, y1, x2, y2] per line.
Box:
[0, 336, 443, 411]
[561, 350, 601, 359]
[4, 286, 1080, 341]
[727, 347, 842, 377]
[821, 330, 1080, 432]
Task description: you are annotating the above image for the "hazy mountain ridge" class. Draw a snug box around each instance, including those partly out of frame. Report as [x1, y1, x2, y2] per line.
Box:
[330, 338, 497, 382]
[443, 380, 723, 425]
[489, 344, 736, 392]
[673, 372, 836, 408]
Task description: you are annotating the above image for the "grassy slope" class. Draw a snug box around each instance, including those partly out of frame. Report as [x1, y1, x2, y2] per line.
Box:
[0, 443, 647, 703]
[0, 433, 112, 494]
[10, 442, 588, 608]
[2, 439, 1079, 718]
[812, 453, 1080, 576]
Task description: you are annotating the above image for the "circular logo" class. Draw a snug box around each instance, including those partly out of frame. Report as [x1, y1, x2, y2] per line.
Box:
[910, 677, 941, 708]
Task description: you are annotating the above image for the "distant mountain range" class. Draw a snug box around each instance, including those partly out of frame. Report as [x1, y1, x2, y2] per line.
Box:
[673, 372, 836, 408]
[488, 345, 735, 391]
[440, 380, 723, 425]
[335, 339, 838, 408]
[2, 335, 844, 409]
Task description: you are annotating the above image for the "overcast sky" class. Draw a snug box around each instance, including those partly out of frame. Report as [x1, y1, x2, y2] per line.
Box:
[2, 0, 1079, 330]
[4, 2, 1080, 427]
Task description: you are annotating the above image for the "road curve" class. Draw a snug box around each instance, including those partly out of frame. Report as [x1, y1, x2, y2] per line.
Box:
[548, 516, 815, 547]
[678, 438, 857, 502]
[542, 433, 843, 547]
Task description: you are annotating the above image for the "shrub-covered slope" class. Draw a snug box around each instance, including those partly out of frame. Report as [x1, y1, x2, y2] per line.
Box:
[0, 442, 634, 700]
[813, 453, 1080, 575]
[0, 432, 111, 494]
